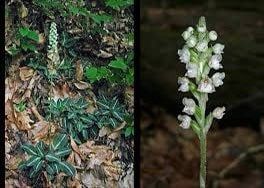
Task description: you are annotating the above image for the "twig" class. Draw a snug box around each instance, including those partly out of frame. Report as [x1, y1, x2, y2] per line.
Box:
[212, 144, 264, 188]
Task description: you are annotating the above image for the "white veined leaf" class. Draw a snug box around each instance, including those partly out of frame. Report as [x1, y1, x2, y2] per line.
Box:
[52, 134, 68, 151]
[55, 148, 72, 157]
[58, 161, 76, 176]
[113, 111, 123, 121]
[21, 144, 38, 156]
[97, 101, 110, 109]
[34, 160, 44, 172]
[46, 154, 61, 162]
[36, 142, 45, 157]
[27, 156, 41, 167]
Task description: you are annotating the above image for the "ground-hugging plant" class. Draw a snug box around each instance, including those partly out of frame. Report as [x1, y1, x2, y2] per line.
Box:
[94, 95, 126, 129]
[19, 134, 75, 180]
[46, 98, 98, 144]
[177, 16, 226, 188]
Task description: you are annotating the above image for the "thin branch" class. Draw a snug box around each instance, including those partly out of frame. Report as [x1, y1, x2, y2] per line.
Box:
[212, 144, 264, 188]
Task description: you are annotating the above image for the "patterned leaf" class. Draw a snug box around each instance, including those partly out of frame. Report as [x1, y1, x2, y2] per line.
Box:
[58, 161, 76, 176]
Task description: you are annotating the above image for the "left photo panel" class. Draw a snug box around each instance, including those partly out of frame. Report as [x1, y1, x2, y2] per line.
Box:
[5, 0, 134, 187]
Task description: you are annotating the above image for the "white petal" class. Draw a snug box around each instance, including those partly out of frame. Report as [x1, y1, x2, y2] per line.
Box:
[212, 72, 225, 87]
[213, 43, 225, 54]
[213, 107, 225, 119]
[178, 115, 191, 129]
[198, 78, 215, 93]
[209, 31, 217, 41]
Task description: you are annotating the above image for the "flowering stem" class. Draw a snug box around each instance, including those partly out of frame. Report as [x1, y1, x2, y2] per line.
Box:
[199, 93, 207, 188]
[200, 131, 207, 188]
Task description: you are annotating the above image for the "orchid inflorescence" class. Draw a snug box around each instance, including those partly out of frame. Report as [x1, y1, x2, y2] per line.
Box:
[177, 16, 226, 134]
[177, 16, 226, 188]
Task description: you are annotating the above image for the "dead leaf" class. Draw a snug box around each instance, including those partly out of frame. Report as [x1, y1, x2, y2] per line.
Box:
[97, 50, 113, 58]
[23, 74, 39, 99]
[19, 3, 28, 18]
[71, 138, 81, 155]
[99, 126, 112, 137]
[73, 81, 91, 90]
[75, 60, 83, 81]
[19, 67, 34, 81]
[14, 110, 34, 130]
[30, 121, 50, 141]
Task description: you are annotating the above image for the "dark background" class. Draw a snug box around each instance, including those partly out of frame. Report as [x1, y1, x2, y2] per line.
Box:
[140, 0, 264, 187]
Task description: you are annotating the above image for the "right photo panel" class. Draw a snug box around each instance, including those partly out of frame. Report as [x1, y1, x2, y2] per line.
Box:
[140, 0, 264, 187]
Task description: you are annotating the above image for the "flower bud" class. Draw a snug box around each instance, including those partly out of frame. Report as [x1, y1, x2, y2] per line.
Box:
[178, 47, 190, 63]
[208, 54, 223, 70]
[209, 31, 217, 41]
[198, 78, 215, 93]
[197, 16, 207, 33]
[182, 31, 191, 41]
[182, 98, 196, 115]
[212, 107, 225, 119]
[186, 36, 197, 48]
[212, 72, 225, 87]
[178, 115, 191, 129]
[178, 77, 189, 92]
[187, 27, 194, 33]
[196, 41, 208, 52]
[213, 43, 225, 54]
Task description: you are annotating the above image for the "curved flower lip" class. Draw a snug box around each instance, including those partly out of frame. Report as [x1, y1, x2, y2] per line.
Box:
[178, 115, 191, 129]
[197, 78, 215, 93]
[212, 72, 225, 87]
[213, 106, 225, 119]
[178, 77, 189, 92]
[213, 43, 225, 54]
[185, 63, 198, 78]
[196, 41, 208, 52]
[209, 54, 223, 70]
[182, 98, 196, 115]
[178, 47, 190, 64]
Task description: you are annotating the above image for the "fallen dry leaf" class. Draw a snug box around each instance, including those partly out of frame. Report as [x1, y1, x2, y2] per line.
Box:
[97, 50, 113, 58]
[19, 67, 35, 81]
[73, 81, 91, 90]
[75, 60, 83, 81]
[13, 110, 34, 131]
[30, 121, 50, 142]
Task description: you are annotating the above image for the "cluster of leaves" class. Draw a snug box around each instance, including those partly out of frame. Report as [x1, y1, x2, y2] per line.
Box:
[14, 100, 27, 112]
[19, 134, 75, 180]
[85, 54, 134, 86]
[7, 27, 40, 56]
[33, 0, 113, 26]
[46, 98, 98, 144]
[94, 95, 126, 129]
[106, 0, 134, 10]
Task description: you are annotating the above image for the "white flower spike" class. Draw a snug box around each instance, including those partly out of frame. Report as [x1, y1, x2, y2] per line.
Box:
[178, 115, 191, 129]
[177, 16, 226, 188]
[212, 107, 226, 119]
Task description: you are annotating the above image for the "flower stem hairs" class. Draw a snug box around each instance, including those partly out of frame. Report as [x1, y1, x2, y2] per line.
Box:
[177, 16, 226, 188]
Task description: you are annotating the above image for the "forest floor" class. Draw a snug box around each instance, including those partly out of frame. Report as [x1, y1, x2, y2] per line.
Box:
[5, 0, 134, 187]
[140, 103, 264, 188]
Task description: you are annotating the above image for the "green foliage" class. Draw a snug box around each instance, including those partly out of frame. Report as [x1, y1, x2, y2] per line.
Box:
[14, 101, 27, 112]
[33, 0, 112, 26]
[46, 98, 98, 144]
[94, 95, 125, 129]
[19, 134, 75, 180]
[6, 27, 39, 55]
[105, 0, 133, 10]
[85, 66, 111, 83]
[123, 114, 134, 137]
[84, 54, 134, 86]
